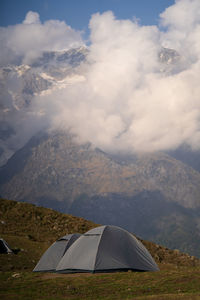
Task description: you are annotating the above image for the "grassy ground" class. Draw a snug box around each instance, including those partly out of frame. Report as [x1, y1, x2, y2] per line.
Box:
[1, 198, 200, 299]
[1, 265, 200, 300]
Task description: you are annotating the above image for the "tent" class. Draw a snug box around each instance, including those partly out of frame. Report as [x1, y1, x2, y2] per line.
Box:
[0, 238, 13, 254]
[33, 233, 81, 272]
[56, 225, 159, 273]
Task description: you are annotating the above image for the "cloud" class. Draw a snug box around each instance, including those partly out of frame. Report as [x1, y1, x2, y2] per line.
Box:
[1, 1, 200, 158]
[160, 0, 200, 61]
[0, 11, 84, 66]
[34, 2, 200, 153]
[23, 11, 41, 25]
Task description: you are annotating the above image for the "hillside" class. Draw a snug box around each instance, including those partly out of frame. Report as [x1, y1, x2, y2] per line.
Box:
[0, 198, 199, 272]
[1, 198, 200, 300]
[0, 198, 96, 271]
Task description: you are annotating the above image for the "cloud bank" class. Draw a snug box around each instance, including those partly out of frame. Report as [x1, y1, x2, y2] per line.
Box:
[1, 0, 200, 156]
[0, 11, 84, 66]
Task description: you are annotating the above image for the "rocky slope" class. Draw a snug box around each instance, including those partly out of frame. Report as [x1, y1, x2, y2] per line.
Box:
[1, 131, 200, 209]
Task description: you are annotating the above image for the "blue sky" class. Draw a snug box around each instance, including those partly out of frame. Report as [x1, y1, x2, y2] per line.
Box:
[0, 0, 175, 31]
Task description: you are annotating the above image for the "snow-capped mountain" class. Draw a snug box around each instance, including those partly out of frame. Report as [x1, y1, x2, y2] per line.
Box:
[0, 46, 196, 168]
[30, 46, 88, 69]
[158, 47, 188, 74]
[0, 47, 88, 166]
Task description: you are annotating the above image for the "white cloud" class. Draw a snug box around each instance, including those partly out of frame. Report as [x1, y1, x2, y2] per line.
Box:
[160, 0, 200, 61]
[0, 11, 84, 65]
[23, 11, 41, 25]
[33, 3, 200, 153]
[1, 1, 200, 155]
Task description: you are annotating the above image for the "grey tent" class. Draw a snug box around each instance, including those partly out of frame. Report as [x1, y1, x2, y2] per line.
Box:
[56, 225, 159, 273]
[0, 238, 13, 254]
[33, 233, 81, 272]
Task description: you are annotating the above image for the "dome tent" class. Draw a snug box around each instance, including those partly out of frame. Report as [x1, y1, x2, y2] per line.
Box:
[56, 225, 159, 273]
[33, 233, 81, 272]
[0, 238, 13, 254]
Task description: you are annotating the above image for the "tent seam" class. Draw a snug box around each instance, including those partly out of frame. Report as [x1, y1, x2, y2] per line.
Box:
[93, 225, 107, 271]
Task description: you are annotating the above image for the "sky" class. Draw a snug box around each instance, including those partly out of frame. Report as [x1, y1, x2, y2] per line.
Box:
[0, 0, 175, 34]
[0, 0, 200, 156]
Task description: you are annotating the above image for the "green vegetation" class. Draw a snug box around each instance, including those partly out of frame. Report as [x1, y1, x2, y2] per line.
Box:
[0, 198, 200, 299]
[1, 267, 200, 300]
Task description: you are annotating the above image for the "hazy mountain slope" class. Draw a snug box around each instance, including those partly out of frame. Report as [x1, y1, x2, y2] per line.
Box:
[70, 191, 200, 257]
[0, 132, 200, 257]
[168, 146, 200, 174]
[1, 131, 200, 209]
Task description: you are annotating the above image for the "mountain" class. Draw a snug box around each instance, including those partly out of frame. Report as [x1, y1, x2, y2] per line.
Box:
[1, 46, 200, 258]
[1, 131, 200, 209]
[0, 47, 87, 166]
[0, 46, 186, 167]
[30, 47, 88, 69]
[0, 131, 200, 257]
[167, 145, 200, 174]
